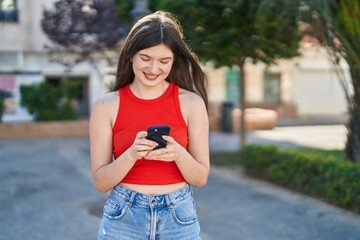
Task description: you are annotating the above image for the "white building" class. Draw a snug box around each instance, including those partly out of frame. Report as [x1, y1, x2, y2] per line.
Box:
[0, 0, 106, 122]
[0, 0, 351, 124]
[205, 45, 351, 118]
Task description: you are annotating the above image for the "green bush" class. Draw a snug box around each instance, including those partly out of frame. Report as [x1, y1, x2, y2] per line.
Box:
[240, 145, 360, 213]
[20, 80, 79, 121]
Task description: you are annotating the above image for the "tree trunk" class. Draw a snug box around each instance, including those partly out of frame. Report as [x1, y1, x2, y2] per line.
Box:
[345, 61, 360, 162]
[237, 58, 246, 148]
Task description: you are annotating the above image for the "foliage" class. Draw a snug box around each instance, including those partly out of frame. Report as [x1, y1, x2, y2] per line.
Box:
[300, 0, 360, 162]
[144, 0, 302, 66]
[0, 89, 11, 123]
[115, 0, 156, 25]
[41, 0, 128, 70]
[20, 81, 80, 121]
[115, 0, 303, 146]
[236, 144, 360, 213]
[113, 0, 133, 25]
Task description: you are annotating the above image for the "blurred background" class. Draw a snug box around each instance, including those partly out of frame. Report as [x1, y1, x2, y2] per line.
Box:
[0, 0, 359, 240]
[0, 0, 351, 132]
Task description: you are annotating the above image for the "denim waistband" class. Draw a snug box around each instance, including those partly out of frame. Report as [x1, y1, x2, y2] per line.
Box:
[112, 184, 192, 209]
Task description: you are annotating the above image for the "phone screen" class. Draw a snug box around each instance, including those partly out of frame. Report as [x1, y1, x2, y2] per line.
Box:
[146, 125, 170, 149]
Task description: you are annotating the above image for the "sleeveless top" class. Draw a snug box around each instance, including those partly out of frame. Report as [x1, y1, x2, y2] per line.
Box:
[112, 82, 187, 185]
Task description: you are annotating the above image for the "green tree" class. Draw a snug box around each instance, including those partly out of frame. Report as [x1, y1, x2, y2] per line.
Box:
[301, 0, 360, 162]
[115, 0, 303, 147]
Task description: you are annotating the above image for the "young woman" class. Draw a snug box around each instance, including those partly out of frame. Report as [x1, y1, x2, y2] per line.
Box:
[89, 11, 209, 240]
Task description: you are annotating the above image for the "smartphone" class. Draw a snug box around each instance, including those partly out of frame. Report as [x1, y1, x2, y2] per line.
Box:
[146, 125, 171, 150]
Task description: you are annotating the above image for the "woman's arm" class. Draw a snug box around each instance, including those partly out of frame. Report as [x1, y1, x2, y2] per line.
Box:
[175, 91, 210, 187]
[89, 93, 157, 193]
[146, 90, 210, 187]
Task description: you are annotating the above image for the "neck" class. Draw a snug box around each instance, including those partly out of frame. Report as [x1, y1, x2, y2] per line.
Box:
[129, 81, 170, 100]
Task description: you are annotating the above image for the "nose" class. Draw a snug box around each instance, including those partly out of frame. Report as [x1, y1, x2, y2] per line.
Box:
[148, 61, 160, 73]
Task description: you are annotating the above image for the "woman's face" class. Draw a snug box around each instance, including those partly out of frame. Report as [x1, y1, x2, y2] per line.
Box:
[132, 43, 174, 87]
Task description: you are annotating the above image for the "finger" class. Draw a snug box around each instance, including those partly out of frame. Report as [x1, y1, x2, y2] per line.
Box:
[134, 144, 155, 152]
[136, 131, 148, 139]
[140, 139, 159, 148]
[148, 147, 168, 156]
[135, 132, 158, 148]
[162, 135, 174, 143]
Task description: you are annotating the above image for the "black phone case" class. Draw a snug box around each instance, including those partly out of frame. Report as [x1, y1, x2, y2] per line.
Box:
[146, 125, 170, 149]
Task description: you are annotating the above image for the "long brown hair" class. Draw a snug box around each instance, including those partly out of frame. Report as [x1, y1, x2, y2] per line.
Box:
[114, 11, 208, 109]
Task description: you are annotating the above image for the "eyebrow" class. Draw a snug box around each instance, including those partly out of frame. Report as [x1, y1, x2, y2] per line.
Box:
[138, 53, 173, 60]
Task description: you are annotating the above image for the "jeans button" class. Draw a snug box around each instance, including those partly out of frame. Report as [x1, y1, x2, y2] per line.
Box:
[151, 199, 156, 204]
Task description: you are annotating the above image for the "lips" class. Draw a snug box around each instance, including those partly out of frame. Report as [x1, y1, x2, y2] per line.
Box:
[144, 72, 160, 80]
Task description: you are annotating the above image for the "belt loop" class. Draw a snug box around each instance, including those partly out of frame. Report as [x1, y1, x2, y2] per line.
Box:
[128, 191, 136, 207]
[165, 194, 173, 210]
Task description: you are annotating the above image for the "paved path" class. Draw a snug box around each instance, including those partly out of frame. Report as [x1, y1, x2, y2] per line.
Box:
[197, 167, 360, 240]
[210, 125, 347, 151]
[0, 125, 359, 240]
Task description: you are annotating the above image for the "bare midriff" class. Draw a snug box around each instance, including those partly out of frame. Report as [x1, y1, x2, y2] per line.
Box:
[120, 182, 187, 195]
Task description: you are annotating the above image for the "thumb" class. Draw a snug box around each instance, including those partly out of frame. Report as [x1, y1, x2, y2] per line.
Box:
[162, 135, 174, 143]
[136, 131, 148, 139]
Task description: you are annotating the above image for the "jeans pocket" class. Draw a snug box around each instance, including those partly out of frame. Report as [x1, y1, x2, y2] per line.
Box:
[103, 194, 129, 220]
[171, 196, 198, 226]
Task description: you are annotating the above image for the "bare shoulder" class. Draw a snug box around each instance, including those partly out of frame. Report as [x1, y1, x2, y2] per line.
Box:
[178, 88, 207, 125]
[91, 91, 119, 124]
[178, 88, 206, 110]
[93, 91, 118, 109]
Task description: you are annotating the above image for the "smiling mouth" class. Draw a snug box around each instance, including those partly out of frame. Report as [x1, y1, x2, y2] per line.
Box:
[144, 72, 160, 80]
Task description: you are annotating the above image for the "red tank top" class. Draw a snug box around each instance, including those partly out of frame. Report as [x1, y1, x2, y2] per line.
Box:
[112, 82, 187, 185]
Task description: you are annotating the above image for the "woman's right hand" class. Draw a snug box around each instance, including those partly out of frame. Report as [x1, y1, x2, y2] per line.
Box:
[126, 131, 159, 161]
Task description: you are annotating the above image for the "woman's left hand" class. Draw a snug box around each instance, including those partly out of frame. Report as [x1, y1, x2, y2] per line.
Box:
[145, 135, 183, 162]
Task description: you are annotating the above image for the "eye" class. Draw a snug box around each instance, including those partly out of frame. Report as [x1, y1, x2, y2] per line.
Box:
[160, 61, 170, 64]
[141, 58, 150, 62]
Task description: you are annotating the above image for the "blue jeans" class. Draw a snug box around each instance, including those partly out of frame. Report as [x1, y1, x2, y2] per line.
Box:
[97, 184, 201, 240]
